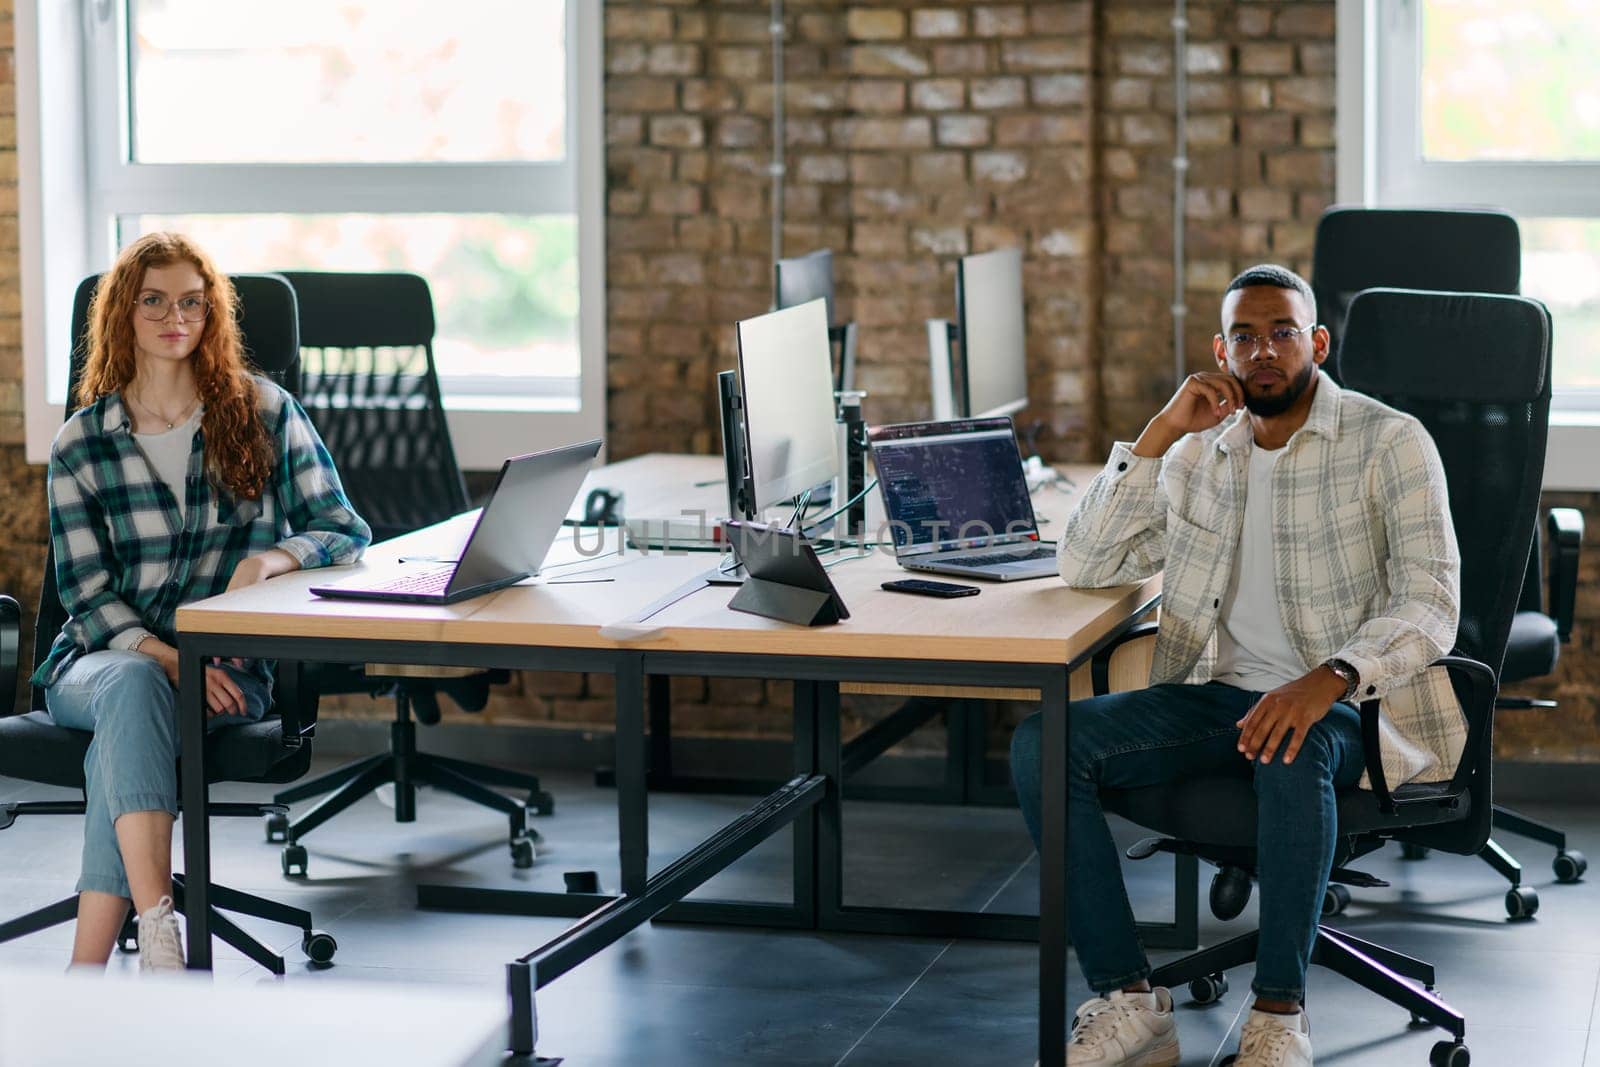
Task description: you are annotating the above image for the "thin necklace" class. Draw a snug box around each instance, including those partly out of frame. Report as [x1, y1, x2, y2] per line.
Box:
[127, 388, 199, 431]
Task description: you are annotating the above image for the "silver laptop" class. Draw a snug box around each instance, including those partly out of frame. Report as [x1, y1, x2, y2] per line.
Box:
[310, 439, 602, 605]
[868, 417, 1057, 582]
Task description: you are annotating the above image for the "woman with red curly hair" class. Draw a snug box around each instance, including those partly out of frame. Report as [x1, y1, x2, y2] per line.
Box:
[31, 233, 370, 972]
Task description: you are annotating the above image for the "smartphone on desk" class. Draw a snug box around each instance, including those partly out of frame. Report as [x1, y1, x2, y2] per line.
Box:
[881, 578, 980, 598]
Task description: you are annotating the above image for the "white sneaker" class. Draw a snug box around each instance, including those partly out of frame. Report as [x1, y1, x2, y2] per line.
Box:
[1062, 987, 1180, 1066]
[136, 896, 186, 974]
[1230, 1008, 1313, 1066]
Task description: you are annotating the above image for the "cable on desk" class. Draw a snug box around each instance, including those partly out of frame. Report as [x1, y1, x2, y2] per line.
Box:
[539, 536, 628, 579]
[821, 547, 873, 570]
[800, 478, 878, 536]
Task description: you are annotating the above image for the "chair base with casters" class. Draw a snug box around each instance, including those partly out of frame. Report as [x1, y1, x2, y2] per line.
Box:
[1104, 773, 1480, 1067]
[1148, 925, 1470, 1066]
[265, 685, 547, 876]
[0, 795, 336, 976]
[0, 869, 336, 976]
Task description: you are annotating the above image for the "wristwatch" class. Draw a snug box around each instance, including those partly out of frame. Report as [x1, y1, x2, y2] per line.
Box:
[1323, 658, 1361, 703]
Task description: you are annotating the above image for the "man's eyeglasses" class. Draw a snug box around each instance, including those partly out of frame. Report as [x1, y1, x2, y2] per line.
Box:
[135, 293, 209, 323]
[1222, 323, 1315, 357]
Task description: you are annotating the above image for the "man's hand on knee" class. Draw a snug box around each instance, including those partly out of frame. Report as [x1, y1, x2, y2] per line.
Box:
[1236, 668, 1349, 765]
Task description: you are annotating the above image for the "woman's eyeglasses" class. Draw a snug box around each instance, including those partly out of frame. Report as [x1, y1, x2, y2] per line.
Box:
[135, 293, 209, 323]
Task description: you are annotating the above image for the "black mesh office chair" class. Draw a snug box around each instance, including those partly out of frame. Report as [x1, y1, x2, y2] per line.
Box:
[0, 273, 336, 974]
[1312, 207, 1586, 900]
[1092, 290, 1552, 1066]
[265, 271, 546, 876]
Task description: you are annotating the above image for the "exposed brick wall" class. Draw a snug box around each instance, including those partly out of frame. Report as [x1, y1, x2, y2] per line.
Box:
[0, 2, 46, 715]
[1098, 0, 1335, 441]
[0, 1, 1596, 761]
[603, 0, 1097, 460]
[1498, 492, 1600, 761]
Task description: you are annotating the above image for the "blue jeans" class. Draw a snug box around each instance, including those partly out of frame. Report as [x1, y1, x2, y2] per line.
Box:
[1010, 681, 1364, 1002]
[45, 650, 270, 899]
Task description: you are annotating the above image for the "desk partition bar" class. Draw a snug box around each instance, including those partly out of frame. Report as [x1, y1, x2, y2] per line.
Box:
[507, 773, 827, 1054]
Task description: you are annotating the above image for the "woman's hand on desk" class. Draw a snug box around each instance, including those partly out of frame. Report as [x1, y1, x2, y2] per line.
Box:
[141, 640, 250, 716]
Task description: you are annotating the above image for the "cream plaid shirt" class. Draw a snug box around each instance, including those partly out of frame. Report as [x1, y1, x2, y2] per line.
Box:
[1059, 371, 1465, 789]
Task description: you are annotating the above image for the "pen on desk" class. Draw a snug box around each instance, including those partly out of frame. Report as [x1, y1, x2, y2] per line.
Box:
[692, 478, 723, 487]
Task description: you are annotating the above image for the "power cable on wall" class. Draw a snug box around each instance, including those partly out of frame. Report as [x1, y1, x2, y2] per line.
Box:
[1171, 0, 1189, 387]
[768, 0, 786, 306]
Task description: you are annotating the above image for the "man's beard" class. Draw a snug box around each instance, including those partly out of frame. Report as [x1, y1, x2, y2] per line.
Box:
[1240, 360, 1316, 417]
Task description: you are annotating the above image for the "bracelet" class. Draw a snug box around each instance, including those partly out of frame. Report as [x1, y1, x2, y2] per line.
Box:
[130, 633, 155, 657]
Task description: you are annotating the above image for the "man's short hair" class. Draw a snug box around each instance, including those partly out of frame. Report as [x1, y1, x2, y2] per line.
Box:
[1224, 264, 1315, 313]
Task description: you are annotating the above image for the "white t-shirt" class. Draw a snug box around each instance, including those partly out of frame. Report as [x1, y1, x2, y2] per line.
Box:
[109, 408, 201, 654]
[1212, 443, 1307, 692]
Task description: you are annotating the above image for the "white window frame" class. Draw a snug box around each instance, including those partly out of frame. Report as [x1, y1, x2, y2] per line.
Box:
[1339, 0, 1600, 490]
[19, 0, 606, 470]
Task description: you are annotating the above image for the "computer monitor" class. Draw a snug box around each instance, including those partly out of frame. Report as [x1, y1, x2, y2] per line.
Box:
[954, 247, 1027, 419]
[775, 249, 857, 394]
[736, 298, 841, 513]
[775, 249, 836, 326]
[953, 247, 1030, 419]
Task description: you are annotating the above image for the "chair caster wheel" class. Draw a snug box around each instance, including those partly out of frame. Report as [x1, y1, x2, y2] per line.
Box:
[511, 835, 536, 869]
[527, 791, 555, 816]
[282, 844, 309, 878]
[1321, 884, 1351, 918]
[264, 812, 289, 843]
[1401, 842, 1430, 860]
[1430, 1040, 1470, 1066]
[1554, 850, 1586, 883]
[1505, 885, 1538, 919]
[1189, 972, 1228, 1005]
[1209, 866, 1253, 921]
[301, 929, 337, 964]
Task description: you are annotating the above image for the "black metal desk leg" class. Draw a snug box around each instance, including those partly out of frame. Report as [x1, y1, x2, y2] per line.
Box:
[1039, 667, 1068, 1067]
[792, 680, 819, 927]
[617, 656, 648, 896]
[177, 637, 212, 969]
[647, 674, 673, 778]
[815, 681, 844, 924]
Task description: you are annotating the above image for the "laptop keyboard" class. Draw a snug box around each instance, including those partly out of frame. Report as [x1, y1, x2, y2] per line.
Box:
[935, 547, 1055, 567]
[368, 568, 454, 595]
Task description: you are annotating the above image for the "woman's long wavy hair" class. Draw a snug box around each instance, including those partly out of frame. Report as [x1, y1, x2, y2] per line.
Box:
[78, 233, 274, 500]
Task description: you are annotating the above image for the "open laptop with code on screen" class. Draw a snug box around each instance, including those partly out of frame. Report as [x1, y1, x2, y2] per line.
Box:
[867, 417, 1057, 582]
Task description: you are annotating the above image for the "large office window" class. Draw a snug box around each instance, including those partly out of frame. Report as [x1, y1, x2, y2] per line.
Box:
[1372, 0, 1600, 409]
[21, 0, 604, 466]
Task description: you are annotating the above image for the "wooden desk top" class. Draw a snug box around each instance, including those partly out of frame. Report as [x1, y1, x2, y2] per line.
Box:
[179, 454, 1156, 668]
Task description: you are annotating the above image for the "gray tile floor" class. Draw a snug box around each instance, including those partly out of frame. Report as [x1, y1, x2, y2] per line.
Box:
[1, 758, 1597, 1065]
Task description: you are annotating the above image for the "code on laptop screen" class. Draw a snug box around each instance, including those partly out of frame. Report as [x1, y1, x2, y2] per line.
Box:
[870, 420, 1037, 552]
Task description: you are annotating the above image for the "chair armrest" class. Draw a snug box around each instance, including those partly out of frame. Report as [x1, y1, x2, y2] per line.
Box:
[1089, 620, 1160, 696]
[273, 660, 319, 749]
[1547, 507, 1583, 643]
[0, 595, 20, 709]
[1362, 654, 1496, 816]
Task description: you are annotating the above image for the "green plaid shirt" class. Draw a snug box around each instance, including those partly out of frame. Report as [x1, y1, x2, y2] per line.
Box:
[33, 377, 371, 688]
